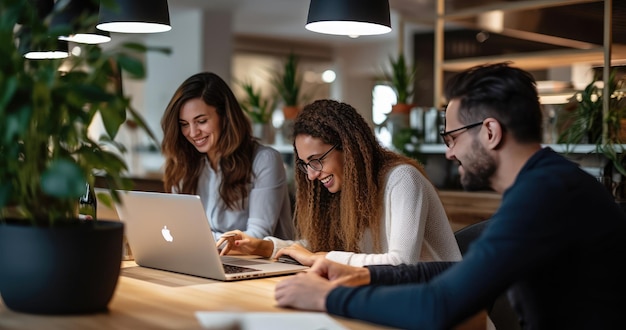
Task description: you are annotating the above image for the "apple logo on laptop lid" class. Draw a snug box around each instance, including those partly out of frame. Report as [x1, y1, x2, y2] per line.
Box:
[161, 225, 174, 242]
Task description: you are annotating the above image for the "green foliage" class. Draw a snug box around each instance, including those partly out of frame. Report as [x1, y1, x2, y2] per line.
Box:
[0, 0, 165, 225]
[558, 70, 626, 175]
[238, 80, 275, 124]
[391, 127, 426, 165]
[271, 52, 302, 107]
[384, 53, 416, 104]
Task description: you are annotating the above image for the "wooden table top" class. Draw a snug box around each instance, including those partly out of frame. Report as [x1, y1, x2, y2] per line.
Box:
[1, 261, 486, 329]
[0, 261, 393, 330]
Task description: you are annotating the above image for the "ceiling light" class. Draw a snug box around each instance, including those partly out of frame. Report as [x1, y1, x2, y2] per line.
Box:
[51, 0, 111, 44]
[24, 40, 69, 60]
[97, 0, 171, 34]
[306, 0, 391, 36]
[24, 50, 69, 60]
[322, 70, 336, 83]
[59, 31, 111, 45]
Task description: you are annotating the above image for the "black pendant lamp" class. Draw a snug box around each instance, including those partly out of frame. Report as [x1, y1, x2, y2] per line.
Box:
[17, 0, 69, 60]
[306, 0, 391, 36]
[97, 0, 171, 34]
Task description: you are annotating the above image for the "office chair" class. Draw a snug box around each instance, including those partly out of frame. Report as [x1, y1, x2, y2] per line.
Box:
[454, 220, 521, 330]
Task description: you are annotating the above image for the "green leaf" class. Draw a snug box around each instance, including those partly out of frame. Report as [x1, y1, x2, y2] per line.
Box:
[116, 54, 145, 79]
[0, 75, 18, 111]
[3, 104, 31, 143]
[0, 182, 12, 210]
[96, 191, 114, 209]
[383, 53, 416, 104]
[41, 158, 86, 199]
[100, 98, 127, 138]
[270, 52, 302, 106]
[238, 79, 274, 123]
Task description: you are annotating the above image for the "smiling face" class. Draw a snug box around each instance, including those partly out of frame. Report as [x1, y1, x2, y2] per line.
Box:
[444, 99, 495, 191]
[179, 98, 222, 160]
[294, 135, 344, 193]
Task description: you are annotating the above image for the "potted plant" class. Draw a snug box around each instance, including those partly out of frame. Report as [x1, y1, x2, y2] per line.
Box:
[271, 52, 303, 120]
[384, 53, 417, 115]
[379, 53, 418, 150]
[558, 69, 626, 189]
[0, 0, 160, 314]
[238, 79, 276, 144]
[239, 80, 275, 125]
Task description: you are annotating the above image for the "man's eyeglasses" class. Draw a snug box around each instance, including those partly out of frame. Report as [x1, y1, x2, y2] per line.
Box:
[440, 121, 483, 148]
[296, 144, 339, 174]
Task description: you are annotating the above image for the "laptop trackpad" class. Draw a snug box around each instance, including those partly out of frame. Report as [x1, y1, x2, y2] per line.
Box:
[221, 256, 266, 266]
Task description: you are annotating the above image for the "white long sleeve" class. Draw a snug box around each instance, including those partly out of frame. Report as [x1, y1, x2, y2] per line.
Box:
[325, 165, 462, 266]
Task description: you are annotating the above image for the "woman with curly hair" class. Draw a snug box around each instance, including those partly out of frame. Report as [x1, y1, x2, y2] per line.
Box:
[217, 99, 461, 267]
[161, 72, 294, 241]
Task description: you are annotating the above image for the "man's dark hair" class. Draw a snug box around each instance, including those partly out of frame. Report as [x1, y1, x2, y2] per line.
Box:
[444, 62, 543, 143]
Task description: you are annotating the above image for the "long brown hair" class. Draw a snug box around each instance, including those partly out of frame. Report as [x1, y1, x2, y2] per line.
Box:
[292, 99, 427, 253]
[161, 72, 256, 209]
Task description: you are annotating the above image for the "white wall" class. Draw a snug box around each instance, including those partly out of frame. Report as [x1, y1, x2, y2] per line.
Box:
[143, 9, 205, 143]
[334, 39, 397, 125]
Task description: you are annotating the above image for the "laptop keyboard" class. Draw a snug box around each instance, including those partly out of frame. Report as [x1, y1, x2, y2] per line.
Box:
[220, 257, 264, 273]
[222, 264, 261, 274]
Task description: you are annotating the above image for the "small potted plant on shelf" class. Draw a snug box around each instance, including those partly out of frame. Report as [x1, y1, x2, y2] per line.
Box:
[271, 52, 303, 120]
[384, 53, 417, 115]
[0, 0, 162, 315]
[238, 80, 276, 144]
[270, 52, 308, 142]
[380, 53, 418, 150]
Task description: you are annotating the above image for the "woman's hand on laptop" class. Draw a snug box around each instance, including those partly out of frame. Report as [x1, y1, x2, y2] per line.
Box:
[216, 230, 274, 257]
[275, 243, 327, 267]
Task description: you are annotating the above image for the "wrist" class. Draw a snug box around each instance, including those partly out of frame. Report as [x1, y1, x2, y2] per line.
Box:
[255, 239, 274, 258]
[357, 267, 371, 285]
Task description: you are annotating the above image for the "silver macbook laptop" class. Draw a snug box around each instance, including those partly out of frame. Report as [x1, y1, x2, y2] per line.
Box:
[114, 190, 308, 281]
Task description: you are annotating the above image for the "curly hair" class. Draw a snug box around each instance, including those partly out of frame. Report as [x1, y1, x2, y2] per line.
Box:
[292, 99, 427, 253]
[161, 72, 256, 209]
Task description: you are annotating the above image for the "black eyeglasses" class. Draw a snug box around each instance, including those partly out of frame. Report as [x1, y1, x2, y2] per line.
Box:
[296, 144, 339, 174]
[440, 121, 483, 148]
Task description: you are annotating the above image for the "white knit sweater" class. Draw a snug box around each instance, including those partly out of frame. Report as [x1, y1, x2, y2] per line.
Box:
[265, 164, 462, 266]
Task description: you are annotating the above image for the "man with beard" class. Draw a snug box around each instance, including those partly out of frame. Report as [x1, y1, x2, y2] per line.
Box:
[272, 62, 626, 329]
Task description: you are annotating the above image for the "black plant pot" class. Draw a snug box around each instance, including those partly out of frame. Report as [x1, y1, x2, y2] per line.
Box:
[0, 219, 123, 314]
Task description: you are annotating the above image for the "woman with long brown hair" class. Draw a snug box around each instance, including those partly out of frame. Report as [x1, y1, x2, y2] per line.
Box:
[217, 99, 460, 267]
[161, 72, 294, 241]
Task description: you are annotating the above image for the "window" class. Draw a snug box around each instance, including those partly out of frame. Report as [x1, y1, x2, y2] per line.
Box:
[372, 84, 396, 148]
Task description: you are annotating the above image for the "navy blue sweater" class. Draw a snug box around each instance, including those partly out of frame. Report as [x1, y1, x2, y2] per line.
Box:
[326, 148, 626, 329]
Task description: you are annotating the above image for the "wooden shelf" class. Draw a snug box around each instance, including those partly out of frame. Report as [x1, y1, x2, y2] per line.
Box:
[442, 0, 600, 20]
[438, 190, 501, 231]
[432, 0, 618, 106]
[442, 47, 626, 72]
